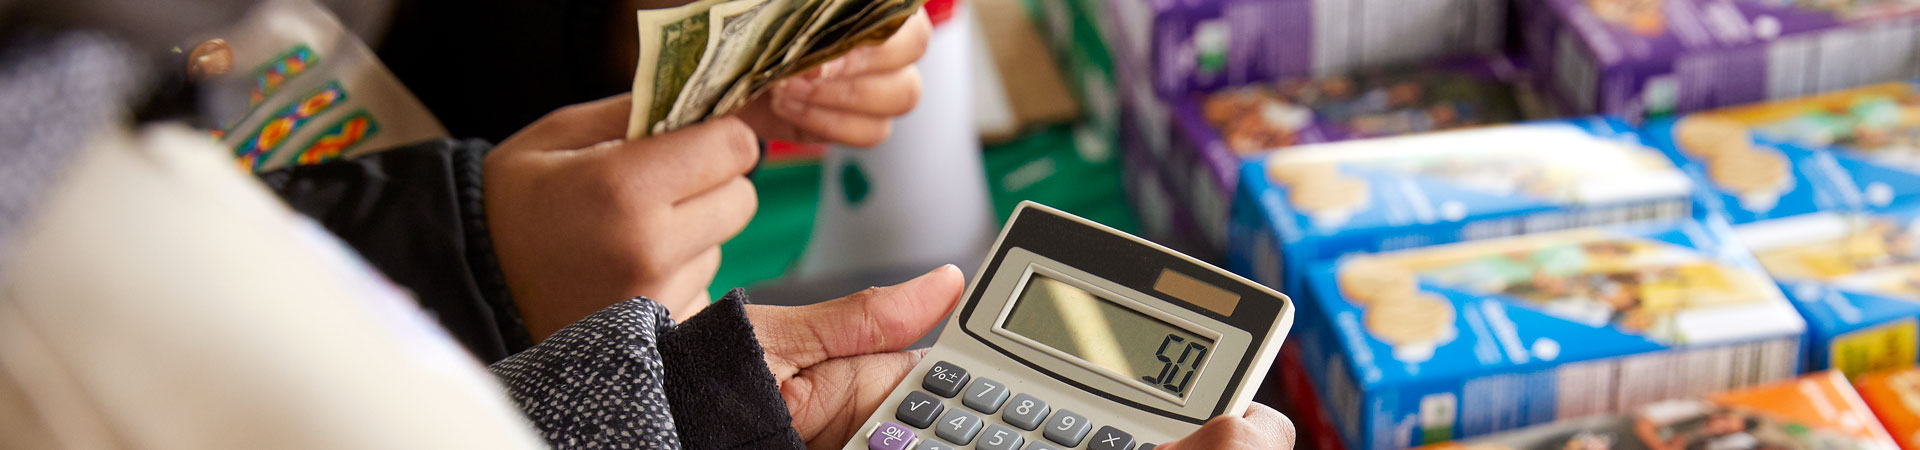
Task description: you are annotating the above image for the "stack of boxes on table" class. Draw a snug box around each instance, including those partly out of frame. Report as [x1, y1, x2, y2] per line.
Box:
[1021, 0, 1920, 449]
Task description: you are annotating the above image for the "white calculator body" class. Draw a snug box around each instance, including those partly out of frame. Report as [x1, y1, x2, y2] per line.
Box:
[845, 202, 1294, 450]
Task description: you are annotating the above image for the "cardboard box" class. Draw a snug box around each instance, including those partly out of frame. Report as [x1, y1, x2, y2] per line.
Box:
[1226, 118, 1693, 296]
[1858, 368, 1920, 450]
[1102, 0, 1508, 99]
[1521, 0, 1920, 118]
[1290, 221, 1806, 449]
[1648, 81, 1920, 210]
[1143, 56, 1540, 253]
[1423, 371, 1896, 450]
[1638, 84, 1920, 377]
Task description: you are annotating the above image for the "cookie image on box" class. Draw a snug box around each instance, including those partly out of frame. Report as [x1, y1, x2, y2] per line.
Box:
[1338, 257, 1419, 307]
[1752, 214, 1920, 284]
[1362, 292, 1458, 363]
[1673, 115, 1755, 160]
[1265, 160, 1339, 186]
[1287, 174, 1371, 230]
[1373, 230, 1783, 343]
[1220, 105, 1312, 154]
[1586, 0, 1665, 36]
[1753, 91, 1920, 173]
[1706, 147, 1794, 212]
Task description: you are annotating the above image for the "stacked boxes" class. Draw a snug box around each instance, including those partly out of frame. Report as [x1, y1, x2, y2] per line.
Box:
[1163, 57, 1541, 252]
[1039, 0, 1520, 254]
[1289, 220, 1806, 449]
[1104, 0, 1509, 98]
[1858, 368, 1920, 450]
[1423, 371, 1897, 450]
[1226, 118, 1687, 294]
[1225, 120, 1814, 448]
[1522, 0, 1920, 118]
[1640, 81, 1920, 377]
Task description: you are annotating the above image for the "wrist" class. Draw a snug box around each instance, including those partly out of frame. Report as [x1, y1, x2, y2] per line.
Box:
[460, 142, 535, 351]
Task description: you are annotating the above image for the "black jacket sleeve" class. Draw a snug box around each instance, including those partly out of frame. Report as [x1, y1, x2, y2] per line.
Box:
[491, 291, 806, 450]
[258, 139, 532, 363]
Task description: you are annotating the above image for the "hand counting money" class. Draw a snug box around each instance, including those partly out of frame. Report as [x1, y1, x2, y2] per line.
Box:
[628, 0, 927, 139]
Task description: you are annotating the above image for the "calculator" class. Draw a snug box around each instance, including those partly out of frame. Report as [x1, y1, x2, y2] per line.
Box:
[843, 202, 1294, 450]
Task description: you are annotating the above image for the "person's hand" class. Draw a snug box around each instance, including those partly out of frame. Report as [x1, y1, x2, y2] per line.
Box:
[736, 10, 932, 147]
[1157, 403, 1296, 449]
[745, 265, 964, 449]
[486, 95, 759, 339]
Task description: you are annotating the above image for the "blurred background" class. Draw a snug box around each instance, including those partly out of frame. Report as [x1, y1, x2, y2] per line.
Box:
[728, 0, 1920, 448]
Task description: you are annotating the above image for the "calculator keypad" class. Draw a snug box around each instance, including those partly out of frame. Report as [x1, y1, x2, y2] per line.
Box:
[1024, 441, 1065, 450]
[1040, 410, 1090, 446]
[1088, 426, 1134, 450]
[962, 378, 1010, 413]
[977, 424, 1024, 450]
[1002, 394, 1050, 431]
[914, 440, 956, 450]
[869, 422, 918, 450]
[934, 409, 982, 445]
[871, 361, 1149, 450]
[896, 391, 944, 429]
[923, 361, 970, 398]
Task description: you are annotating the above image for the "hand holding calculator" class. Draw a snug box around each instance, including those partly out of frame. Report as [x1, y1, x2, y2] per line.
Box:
[842, 203, 1294, 450]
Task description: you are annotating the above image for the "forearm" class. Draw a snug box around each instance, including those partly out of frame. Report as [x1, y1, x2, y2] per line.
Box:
[489, 292, 806, 449]
[260, 139, 531, 362]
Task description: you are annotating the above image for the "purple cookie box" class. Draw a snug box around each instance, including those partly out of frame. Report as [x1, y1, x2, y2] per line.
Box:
[1129, 55, 1541, 255]
[1523, 0, 1920, 118]
[1119, 119, 1212, 257]
[1110, 0, 1510, 99]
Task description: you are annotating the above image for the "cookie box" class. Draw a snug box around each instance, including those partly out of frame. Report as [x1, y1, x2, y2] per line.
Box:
[1646, 81, 1920, 213]
[1521, 0, 1920, 118]
[1226, 117, 1693, 296]
[1100, 0, 1507, 99]
[1291, 221, 1807, 449]
[1858, 368, 1920, 450]
[1733, 204, 1920, 378]
[1637, 85, 1920, 377]
[1418, 371, 1896, 450]
[1120, 125, 1209, 256]
[1146, 55, 1540, 253]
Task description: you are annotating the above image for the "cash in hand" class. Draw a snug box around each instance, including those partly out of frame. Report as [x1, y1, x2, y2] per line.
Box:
[627, 0, 928, 139]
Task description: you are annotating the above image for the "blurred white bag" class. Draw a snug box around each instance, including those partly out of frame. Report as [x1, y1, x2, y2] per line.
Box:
[0, 125, 540, 449]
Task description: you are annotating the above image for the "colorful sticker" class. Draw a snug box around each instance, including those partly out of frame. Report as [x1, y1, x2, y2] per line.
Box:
[235, 81, 346, 170]
[250, 45, 316, 107]
[1833, 319, 1920, 379]
[290, 110, 380, 166]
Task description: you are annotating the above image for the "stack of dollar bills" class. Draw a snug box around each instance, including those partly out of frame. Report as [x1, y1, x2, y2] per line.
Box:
[628, 0, 928, 138]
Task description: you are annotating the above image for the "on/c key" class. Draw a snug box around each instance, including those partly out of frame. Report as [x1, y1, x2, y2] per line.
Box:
[869, 421, 918, 450]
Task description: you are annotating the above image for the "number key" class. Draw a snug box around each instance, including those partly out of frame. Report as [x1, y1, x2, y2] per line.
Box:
[976, 424, 1025, 450]
[895, 391, 944, 429]
[922, 361, 970, 398]
[913, 440, 956, 450]
[933, 409, 982, 445]
[1089, 426, 1134, 450]
[962, 378, 1010, 413]
[1024, 441, 1064, 450]
[1001, 393, 1050, 430]
[1041, 410, 1090, 446]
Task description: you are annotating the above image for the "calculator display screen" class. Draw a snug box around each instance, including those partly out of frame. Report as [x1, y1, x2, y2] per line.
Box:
[1002, 274, 1215, 398]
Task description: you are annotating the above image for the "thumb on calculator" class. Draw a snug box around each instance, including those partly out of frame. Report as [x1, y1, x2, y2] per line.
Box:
[1156, 403, 1296, 449]
[745, 265, 966, 447]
